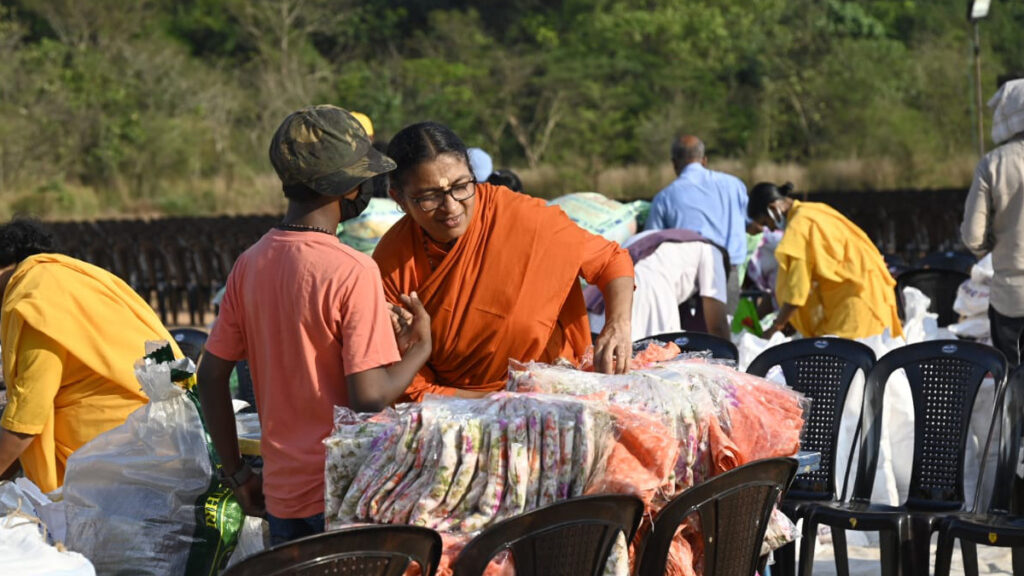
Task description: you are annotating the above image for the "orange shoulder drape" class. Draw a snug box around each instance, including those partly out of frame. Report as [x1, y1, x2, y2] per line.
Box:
[373, 184, 633, 401]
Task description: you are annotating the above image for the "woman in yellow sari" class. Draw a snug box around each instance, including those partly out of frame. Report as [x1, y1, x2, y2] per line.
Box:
[0, 219, 180, 492]
[748, 182, 903, 339]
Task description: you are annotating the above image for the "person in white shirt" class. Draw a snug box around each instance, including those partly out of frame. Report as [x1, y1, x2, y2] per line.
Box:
[588, 230, 729, 341]
[962, 79, 1024, 366]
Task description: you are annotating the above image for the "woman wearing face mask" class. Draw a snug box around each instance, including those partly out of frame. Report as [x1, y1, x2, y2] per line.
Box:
[373, 122, 635, 401]
[748, 182, 903, 339]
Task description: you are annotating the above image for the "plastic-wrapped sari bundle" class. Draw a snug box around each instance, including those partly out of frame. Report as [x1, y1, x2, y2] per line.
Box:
[508, 356, 807, 576]
[509, 361, 712, 494]
[323, 392, 637, 532]
[323, 357, 803, 575]
[323, 407, 400, 522]
[642, 359, 807, 479]
[509, 357, 808, 482]
[323, 391, 680, 576]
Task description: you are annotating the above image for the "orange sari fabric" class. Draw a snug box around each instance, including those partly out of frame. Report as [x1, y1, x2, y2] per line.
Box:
[373, 183, 633, 401]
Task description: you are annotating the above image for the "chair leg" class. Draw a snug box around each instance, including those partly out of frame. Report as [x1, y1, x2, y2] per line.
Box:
[933, 531, 955, 576]
[1013, 547, 1024, 576]
[832, 528, 850, 576]
[901, 516, 932, 576]
[772, 540, 796, 576]
[798, 518, 819, 576]
[879, 530, 901, 576]
[961, 540, 979, 576]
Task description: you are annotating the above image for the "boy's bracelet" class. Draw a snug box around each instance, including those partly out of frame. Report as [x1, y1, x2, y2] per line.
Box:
[218, 461, 253, 490]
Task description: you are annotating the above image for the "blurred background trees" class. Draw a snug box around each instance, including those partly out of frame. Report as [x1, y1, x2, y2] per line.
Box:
[1, 0, 1021, 217]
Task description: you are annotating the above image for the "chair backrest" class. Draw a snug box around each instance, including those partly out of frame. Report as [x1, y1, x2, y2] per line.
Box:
[895, 268, 971, 327]
[851, 340, 1007, 511]
[452, 494, 644, 576]
[222, 524, 443, 576]
[637, 457, 798, 576]
[984, 365, 1024, 515]
[634, 331, 739, 362]
[746, 338, 876, 501]
[915, 250, 977, 275]
[169, 327, 208, 365]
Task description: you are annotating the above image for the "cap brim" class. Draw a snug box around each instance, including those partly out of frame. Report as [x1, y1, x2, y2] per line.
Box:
[309, 146, 397, 197]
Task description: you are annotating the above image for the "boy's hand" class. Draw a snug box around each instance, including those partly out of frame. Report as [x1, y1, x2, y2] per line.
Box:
[389, 303, 413, 342]
[234, 471, 265, 518]
[393, 292, 431, 356]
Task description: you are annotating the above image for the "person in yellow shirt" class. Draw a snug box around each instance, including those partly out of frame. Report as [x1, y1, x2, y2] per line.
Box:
[748, 182, 903, 340]
[0, 219, 180, 492]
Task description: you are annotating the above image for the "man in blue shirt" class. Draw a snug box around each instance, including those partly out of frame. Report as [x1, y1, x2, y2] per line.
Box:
[646, 134, 748, 311]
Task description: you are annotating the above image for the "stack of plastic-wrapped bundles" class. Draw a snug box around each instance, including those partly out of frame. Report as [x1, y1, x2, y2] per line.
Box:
[547, 192, 649, 245]
[322, 344, 807, 576]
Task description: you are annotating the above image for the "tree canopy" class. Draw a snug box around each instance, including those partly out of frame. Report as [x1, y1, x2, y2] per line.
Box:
[0, 0, 1021, 217]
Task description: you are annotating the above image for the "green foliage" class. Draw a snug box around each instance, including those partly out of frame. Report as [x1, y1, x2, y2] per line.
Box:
[10, 179, 101, 218]
[0, 0, 1022, 217]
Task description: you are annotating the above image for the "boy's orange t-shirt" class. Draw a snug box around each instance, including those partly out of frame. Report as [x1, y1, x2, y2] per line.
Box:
[206, 229, 400, 518]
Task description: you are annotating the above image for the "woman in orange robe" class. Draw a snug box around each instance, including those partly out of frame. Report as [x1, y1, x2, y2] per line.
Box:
[373, 122, 635, 401]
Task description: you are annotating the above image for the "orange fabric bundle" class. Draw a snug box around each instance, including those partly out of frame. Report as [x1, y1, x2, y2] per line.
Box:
[629, 515, 700, 576]
[587, 404, 680, 506]
[630, 341, 682, 369]
[706, 415, 742, 476]
[723, 372, 805, 462]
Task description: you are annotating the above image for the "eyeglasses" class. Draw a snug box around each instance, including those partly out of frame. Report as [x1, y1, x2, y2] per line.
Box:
[406, 178, 476, 212]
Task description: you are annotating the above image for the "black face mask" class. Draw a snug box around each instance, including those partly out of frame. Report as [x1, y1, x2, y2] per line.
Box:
[340, 179, 374, 221]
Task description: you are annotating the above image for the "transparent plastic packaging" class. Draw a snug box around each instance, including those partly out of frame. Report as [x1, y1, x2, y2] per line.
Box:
[327, 355, 805, 576]
[63, 343, 242, 576]
[323, 392, 621, 535]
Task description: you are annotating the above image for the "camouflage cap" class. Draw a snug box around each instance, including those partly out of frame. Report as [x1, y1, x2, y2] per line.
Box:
[269, 105, 396, 196]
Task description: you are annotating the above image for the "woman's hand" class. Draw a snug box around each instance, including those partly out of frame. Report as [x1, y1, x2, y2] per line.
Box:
[392, 292, 431, 357]
[763, 303, 798, 340]
[594, 318, 632, 375]
[594, 276, 634, 374]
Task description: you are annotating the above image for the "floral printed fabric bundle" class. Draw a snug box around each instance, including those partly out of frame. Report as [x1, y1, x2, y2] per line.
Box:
[323, 393, 643, 531]
[323, 357, 805, 576]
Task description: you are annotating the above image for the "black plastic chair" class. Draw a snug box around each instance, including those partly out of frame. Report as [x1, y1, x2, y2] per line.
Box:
[915, 250, 977, 275]
[169, 327, 208, 366]
[746, 338, 877, 576]
[933, 365, 1024, 576]
[896, 268, 971, 327]
[222, 524, 443, 576]
[884, 253, 911, 279]
[637, 457, 798, 576]
[634, 331, 739, 363]
[452, 494, 644, 576]
[800, 340, 1007, 576]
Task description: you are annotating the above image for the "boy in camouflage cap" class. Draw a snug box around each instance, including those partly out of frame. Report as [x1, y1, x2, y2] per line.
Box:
[198, 105, 433, 544]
